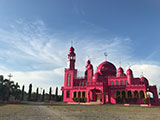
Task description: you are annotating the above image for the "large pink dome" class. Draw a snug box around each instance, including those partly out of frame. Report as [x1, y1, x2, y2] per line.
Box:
[97, 61, 117, 76]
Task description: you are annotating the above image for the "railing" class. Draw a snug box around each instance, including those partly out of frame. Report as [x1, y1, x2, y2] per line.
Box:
[73, 86, 87, 89]
[87, 82, 103, 86]
[109, 84, 146, 88]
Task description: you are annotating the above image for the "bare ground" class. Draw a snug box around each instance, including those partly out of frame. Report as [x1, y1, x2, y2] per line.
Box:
[0, 102, 160, 120]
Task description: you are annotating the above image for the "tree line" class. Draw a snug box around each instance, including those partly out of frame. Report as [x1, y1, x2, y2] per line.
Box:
[0, 75, 62, 102]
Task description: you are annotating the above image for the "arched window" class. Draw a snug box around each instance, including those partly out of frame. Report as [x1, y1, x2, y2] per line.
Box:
[116, 91, 120, 98]
[66, 90, 70, 98]
[73, 91, 77, 98]
[82, 82, 84, 86]
[134, 91, 138, 98]
[67, 74, 71, 86]
[116, 81, 119, 85]
[128, 91, 132, 98]
[122, 91, 126, 99]
[120, 80, 123, 85]
[82, 91, 85, 98]
[140, 91, 145, 99]
[125, 80, 128, 85]
[89, 73, 91, 83]
[85, 82, 87, 86]
[78, 91, 81, 98]
[111, 81, 114, 85]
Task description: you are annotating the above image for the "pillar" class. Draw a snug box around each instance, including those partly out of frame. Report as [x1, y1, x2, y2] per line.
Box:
[87, 91, 90, 102]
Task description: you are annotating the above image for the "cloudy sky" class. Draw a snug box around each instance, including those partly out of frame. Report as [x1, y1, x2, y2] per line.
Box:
[0, 0, 160, 94]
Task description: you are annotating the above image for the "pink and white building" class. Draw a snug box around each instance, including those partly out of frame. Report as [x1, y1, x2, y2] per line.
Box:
[61, 46, 159, 105]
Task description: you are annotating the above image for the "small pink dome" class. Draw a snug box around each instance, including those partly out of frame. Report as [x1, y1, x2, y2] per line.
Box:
[141, 77, 149, 86]
[68, 46, 75, 56]
[69, 46, 74, 52]
[118, 67, 124, 73]
[126, 68, 133, 75]
[86, 60, 91, 65]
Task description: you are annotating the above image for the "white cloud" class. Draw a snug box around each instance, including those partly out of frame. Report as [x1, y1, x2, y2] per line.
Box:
[0, 18, 159, 96]
[131, 64, 160, 86]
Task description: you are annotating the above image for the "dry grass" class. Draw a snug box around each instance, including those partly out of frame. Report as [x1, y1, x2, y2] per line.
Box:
[48, 103, 160, 120]
[0, 102, 160, 120]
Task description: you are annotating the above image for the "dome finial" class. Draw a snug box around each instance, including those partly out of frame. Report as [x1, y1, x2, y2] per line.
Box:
[119, 61, 121, 67]
[71, 41, 73, 47]
[87, 55, 90, 60]
[140, 72, 144, 77]
[128, 63, 131, 68]
[104, 52, 108, 61]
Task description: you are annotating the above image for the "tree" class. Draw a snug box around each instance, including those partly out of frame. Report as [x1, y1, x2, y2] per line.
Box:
[36, 87, 39, 101]
[21, 85, 25, 101]
[28, 84, 32, 101]
[3, 79, 15, 101]
[0, 75, 5, 100]
[62, 91, 64, 100]
[42, 89, 45, 102]
[55, 87, 58, 101]
[0, 75, 22, 101]
[14, 82, 20, 100]
[49, 87, 52, 101]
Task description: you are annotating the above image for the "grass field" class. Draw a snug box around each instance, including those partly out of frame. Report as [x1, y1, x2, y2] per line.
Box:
[0, 102, 160, 120]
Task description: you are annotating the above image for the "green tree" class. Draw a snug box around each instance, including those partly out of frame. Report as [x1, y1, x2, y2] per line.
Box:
[28, 84, 32, 101]
[49, 87, 52, 101]
[21, 85, 25, 101]
[0, 75, 5, 100]
[55, 87, 58, 101]
[36, 87, 39, 101]
[13, 82, 20, 100]
[42, 89, 45, 102]
[3, 79, 15, 101]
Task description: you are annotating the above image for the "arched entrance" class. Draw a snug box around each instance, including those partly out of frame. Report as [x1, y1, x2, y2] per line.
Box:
[89, 89, 102, 102]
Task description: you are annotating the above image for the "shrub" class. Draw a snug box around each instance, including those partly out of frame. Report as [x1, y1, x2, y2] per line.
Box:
[72, 97, 78, 102]
[83, 98, 87, 102]
[116, 98, 122, 103]
[143, 98, 147, 104]
[133, 98, 137, 103]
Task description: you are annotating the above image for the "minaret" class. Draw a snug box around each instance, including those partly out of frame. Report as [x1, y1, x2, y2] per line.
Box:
[86, 60, 93, 83]
[68, 46, 76, 70]
[126, 68, 133, 84]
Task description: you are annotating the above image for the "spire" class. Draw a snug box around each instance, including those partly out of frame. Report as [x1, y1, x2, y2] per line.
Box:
[71, 41, 73, 47]
[104, 52, 108, 61]
[119, 61, 121, 67]
[140, 72, 144, 77]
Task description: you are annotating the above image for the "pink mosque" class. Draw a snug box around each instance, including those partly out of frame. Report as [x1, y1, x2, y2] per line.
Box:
[61, 46, 159, 105]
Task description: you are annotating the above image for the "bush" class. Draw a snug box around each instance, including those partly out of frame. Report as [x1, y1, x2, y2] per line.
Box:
[143, 98, 147, 104]
[72, 97, 87, 103]
[72, 97, 78, 102]
[133, 98, 137, 103]
[83, 98, 87, 102]
[116, 98, 122, 103]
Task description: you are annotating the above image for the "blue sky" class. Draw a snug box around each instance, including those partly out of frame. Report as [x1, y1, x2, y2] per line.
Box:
[0, 0, 160, 93]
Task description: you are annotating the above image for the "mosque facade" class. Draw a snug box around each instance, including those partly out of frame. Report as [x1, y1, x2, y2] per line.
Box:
[61, 46, 159, 105]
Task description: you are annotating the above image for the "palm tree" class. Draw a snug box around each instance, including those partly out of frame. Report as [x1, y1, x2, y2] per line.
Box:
[3, 79, 15, 101]
[0, 75, 5, 100]
[21, 85, 25, 101]
[13, 82, 20, 100]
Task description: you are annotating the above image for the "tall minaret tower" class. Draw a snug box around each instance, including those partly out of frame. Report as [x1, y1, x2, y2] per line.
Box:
[68, 46, 76, 70]
[63, 46, 77, 102]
